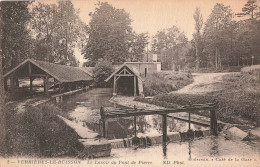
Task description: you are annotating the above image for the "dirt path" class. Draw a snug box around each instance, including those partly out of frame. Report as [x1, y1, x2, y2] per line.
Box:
[172, 72, 236, 94]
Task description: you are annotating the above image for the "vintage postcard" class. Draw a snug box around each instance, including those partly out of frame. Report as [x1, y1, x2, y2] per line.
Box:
[0, 0, 259, 167]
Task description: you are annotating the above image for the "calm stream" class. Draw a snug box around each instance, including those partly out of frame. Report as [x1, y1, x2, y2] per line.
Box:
[58, 88, 260, 162]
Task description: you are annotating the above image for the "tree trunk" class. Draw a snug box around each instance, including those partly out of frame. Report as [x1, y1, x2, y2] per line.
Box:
[0, 3, 6, 155]
[195, 45, 199, 70]
[218, 48, 222, 70]
[215, 47, 218, 70]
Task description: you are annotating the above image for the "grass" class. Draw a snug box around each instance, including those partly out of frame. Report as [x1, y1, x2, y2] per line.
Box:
[194, 66, 242, 73]
[3, 103, 83, 158]
[136, 66, 260, 126]
[143, 71, 193, 96]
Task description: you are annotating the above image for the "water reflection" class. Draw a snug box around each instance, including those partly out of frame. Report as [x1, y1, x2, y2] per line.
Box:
[58, 88, 209, 140]
[188, 140, 192, 160]
[57, 89, 259, 161]
[209, 136, 219, 156]
[163, 142, 167, 159]
[162, 136, 194, 160]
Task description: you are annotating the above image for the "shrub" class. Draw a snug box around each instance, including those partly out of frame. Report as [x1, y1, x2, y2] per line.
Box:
[93, 59, 114, 87]
[241, 65, 260, 82]
[143, 71, 193, 96]
[4, 103, 83, 157]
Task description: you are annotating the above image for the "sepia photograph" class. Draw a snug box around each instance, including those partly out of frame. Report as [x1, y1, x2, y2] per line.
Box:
[0, 0, 259, 167]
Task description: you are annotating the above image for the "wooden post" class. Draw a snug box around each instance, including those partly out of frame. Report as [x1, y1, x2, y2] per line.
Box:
[100, 106, 106, 138]
[59, 84, 61, 93]
[10, 77, 15, 92]
[134, 105, 137, 137]
[133, 76, 137, 96]
[210, 110, 218, 136]
[44, 75, 49, 96]
[113, 75, 116, 95]
[4, 77, 8, 91]
[105, 121, 108, 138]
[53, 79, 56, 91]
[28, 62, 32, 75]
[188, 112, 191, 130]
[15, 77, 19, 88]
[134, 116, 137, 137]
[29, 77, 33, 93]
[162, 114, 167, 143]
[46, 75, 49, 96]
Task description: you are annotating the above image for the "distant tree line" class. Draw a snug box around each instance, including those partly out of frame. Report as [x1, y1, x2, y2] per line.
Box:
[152, 0, 260, 70]
[1, 0, 260, 73]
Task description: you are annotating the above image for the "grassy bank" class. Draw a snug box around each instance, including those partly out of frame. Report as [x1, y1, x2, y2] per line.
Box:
[136, 65, 260, 126]
[143, 71, 193, 96]
[3, 103, 83, 157]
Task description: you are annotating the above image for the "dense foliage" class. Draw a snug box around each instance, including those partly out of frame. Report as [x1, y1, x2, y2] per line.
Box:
[1, 1, 33, 72]
[152, 26, 188, 70]
[92, 59, 114, 87]
[30, 1, 87, 66]
[82, 2, 148, 66]
[143, 72, 193, 96]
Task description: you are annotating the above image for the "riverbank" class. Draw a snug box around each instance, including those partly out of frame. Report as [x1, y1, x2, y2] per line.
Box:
[143, 71, 193, 96]
[2, 102, 83, 157]
[136, 69, 260, 127]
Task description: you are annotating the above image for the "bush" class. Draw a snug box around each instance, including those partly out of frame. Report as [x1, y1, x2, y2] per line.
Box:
[241, 65, 260, 82]
[143, 71, 193, 96]
[4, 103, 83, 157]
[93, 59, 114, 87]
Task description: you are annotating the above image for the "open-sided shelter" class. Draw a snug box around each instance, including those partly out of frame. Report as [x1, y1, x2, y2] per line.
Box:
[3, 59, 93, 96]
[105, 64, 143, 96]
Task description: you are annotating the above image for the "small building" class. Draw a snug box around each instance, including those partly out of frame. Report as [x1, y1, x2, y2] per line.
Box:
[124, 62, 161, 77]
[105, 64, 143, 96]
[3, 59, 93, 96]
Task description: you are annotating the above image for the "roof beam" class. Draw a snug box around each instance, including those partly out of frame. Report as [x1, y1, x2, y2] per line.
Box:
[115, 74, 135, 77]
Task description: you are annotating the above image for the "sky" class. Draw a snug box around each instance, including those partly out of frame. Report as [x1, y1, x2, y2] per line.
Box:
[69, 0, 248, 64]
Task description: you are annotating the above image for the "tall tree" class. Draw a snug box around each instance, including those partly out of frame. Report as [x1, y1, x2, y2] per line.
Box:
[152, 26, 188, 70]
[82, 2, 132, 64]
[237, 0, 259, 19]
[31, 3, 58, 62]
[31, 0, 87, 66]
[236, 1, 260, 65]
[203, 3, 233, 69]
[193, 7, 203, 69]
[1, 1, 32, 72]
[128, 32, 148, 62]
[0, 2, 6, 155]
[54, 0, 87, 66]
[235, 19, 260, 66]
